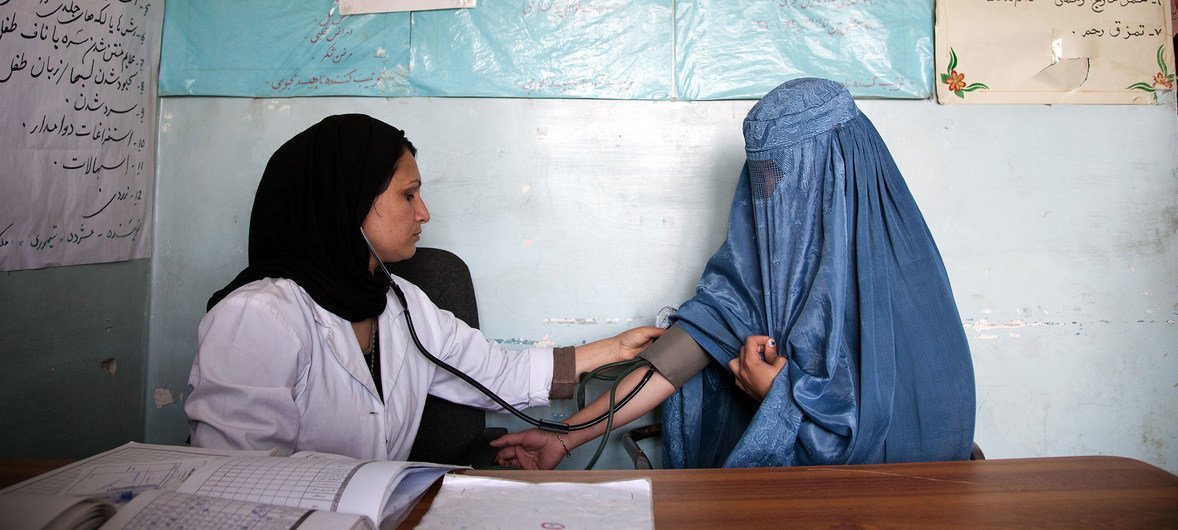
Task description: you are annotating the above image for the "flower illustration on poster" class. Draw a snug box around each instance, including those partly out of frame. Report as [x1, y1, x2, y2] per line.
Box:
[1127, 46, 1175, 93]
[941, 48, 989, 99]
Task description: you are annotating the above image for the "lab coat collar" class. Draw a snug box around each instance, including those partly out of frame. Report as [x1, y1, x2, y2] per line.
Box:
[308, 295, 384, 402]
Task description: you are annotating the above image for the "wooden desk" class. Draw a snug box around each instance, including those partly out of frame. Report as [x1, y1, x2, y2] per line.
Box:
[0, 458, 74, 490]
[6, 456, 1177, 527]
[401, 456, 1178, 528]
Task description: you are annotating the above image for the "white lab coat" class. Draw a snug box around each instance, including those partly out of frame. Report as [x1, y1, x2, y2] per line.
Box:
[185, 276, 554, 461]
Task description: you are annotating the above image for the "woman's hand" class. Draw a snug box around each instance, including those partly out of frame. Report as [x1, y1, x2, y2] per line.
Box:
[728, 336, 787, 401]
[575, 326, 663, 376]
[613, 326, 664, 362]
[490, 429, 569, 470]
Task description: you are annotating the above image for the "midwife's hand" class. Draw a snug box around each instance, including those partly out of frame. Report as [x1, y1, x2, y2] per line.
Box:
[728, 336, 787, 401]
[490, 429, 569, 470]
[575, 326, 663, 377]
[613, 326, 664, 362]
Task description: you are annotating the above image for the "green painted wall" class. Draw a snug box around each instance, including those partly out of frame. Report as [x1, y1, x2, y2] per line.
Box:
[0, 260, 149, 458]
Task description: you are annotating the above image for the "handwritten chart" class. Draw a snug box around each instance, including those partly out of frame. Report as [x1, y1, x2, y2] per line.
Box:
[113, 491, 315, 530]
[409, 1, 672, 99]
[64, 463, 183, 497]
[184, 458, 360, 511]
[158, 0, 933, 100]
[3, 443, 266, 497]
[159, 0, 411, 97]
[935, 0, 1174, 104]
[675, 0, 934, 99]
[0, 0, 161, 271]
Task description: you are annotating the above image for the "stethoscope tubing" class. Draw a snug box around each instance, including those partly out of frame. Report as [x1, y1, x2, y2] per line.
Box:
[388, 279, 654, 435]
[361, 231, 652, 436]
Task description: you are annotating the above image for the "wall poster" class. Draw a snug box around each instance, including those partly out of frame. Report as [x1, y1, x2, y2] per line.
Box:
[936, 0, 1174, 104]
[0, 0, 162, 271]
[159, 0, 934, 100]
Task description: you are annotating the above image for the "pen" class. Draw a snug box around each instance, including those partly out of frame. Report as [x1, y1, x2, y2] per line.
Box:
[101, 486, 151, 504]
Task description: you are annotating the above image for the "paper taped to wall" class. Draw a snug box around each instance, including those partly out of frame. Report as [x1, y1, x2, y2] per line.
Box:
[340, 0, 476, 15]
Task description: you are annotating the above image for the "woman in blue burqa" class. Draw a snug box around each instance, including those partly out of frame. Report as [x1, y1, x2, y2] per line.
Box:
[492, 78, 976, 469]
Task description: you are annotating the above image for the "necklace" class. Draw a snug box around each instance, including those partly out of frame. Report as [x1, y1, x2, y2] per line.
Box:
[361, 317, 377, 356]
[366, 320, 383, 398]
[361, 318, 377, 375]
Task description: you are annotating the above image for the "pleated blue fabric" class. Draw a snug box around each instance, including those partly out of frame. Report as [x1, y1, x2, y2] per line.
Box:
[664, 78, 975, 468]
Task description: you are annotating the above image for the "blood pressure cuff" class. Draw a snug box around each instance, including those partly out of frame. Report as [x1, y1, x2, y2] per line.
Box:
[638, 324, 711, 390]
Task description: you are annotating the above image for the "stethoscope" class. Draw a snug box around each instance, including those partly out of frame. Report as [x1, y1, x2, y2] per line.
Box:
[361, 230, 653, 466]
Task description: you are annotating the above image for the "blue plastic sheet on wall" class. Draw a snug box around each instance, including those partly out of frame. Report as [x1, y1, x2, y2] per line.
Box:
[675, 0, 933, 100]
[159, 0, 932, 100]
[410, 1, 673, 100]
[160, 0, 412, 97]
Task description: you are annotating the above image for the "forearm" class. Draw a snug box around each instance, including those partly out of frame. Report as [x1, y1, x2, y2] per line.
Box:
[572, 339, 621, 377]
[560, 368, 676, 450]
[572, 326, 663, 378]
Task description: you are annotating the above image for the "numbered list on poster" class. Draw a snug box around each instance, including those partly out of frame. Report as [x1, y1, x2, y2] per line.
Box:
[0, 0, 161, 270]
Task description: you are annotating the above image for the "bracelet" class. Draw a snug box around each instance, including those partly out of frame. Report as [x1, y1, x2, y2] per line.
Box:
[555, 434, 572, 459]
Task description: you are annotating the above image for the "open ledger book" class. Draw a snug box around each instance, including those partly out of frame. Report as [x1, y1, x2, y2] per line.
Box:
[0, 442, 459, 529]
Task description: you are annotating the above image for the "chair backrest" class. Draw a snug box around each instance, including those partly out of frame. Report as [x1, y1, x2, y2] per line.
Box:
[384, 248, 488, 465]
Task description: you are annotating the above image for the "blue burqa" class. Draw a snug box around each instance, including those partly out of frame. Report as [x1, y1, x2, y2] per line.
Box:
[664, 78, 975, 468]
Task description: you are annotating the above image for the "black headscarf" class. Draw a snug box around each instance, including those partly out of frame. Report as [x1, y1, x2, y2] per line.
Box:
[207, 114, 416, 322]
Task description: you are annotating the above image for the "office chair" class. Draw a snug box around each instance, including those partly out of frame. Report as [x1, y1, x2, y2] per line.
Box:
[621, 425, 985, 469]
[385, 247, 507, 468]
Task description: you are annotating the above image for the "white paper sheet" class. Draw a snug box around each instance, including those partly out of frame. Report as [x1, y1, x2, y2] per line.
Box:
[339, 0, 475, 15]
[416, 474, 654, 530]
